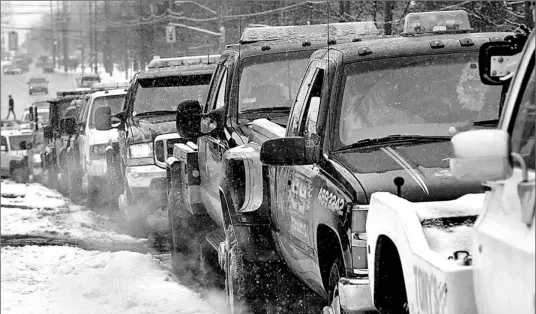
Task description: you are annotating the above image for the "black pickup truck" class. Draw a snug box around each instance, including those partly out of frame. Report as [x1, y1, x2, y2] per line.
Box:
[166, 22, 381, 312]
[256, 12, 512, 314]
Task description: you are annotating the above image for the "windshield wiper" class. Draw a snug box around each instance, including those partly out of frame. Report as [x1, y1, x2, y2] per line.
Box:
[240, 107, 291, 114]
[335, 134, 451, 152]
[134, 110, 176, 117]
[472, 119, 499, 127]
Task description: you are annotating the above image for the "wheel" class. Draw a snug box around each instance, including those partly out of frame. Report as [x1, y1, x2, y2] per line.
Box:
[225, 224, 281, 314]
[327, 258, 344, 314]
[68, 158, 82, 202]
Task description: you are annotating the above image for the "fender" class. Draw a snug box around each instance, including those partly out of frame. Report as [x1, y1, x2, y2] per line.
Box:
[222, 142, 264, 214]
[167, 142, 205, 215]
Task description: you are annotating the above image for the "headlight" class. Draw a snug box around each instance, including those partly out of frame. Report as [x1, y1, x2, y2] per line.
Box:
[90, 144, 107, 160]
[33, 154, 41, 163]
[30, 86, 34, 89]
[129, 142, 153, 159]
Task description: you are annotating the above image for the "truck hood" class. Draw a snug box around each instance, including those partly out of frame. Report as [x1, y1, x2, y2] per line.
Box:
[335, 141, 482, 202]
[128, 116, 177, 145]
[88, 128, 119, 145]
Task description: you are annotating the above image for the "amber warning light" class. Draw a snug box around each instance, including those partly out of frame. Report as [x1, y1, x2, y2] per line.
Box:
[402, 10, 473, 36]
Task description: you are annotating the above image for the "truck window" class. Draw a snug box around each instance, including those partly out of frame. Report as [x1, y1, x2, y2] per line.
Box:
[89, 95, 125, 128]
[134, 75, 212, 114]
[213, 68, 228, 111]
[1, 136, 7, 151]
[238, 50, 311, 113]
[9, 135, 32, 151]
[204, 64, 225, 113]
[510, 65, 535, 170]
[336, 52, 501, 148]
[300, 69, 324, 140]
[287, 61, 319, 135]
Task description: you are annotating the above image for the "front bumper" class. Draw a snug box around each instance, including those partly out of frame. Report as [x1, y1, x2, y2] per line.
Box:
[86, 159, 107, 177]
[337, 277, 376, 314]
[125, 164, 167, 208]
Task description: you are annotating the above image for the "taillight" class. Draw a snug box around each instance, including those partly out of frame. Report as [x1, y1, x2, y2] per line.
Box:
[350, 204, 368, 272]
[155, 140, 164, 162]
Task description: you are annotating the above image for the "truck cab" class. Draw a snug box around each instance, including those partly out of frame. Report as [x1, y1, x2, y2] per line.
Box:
[258, 10, 512, 314]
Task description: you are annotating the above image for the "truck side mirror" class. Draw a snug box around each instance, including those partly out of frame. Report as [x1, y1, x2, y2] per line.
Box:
[94, 106, 112, 131]
[176, 100, 203, 139]
[64, 117, 77, 135]
[450, 129, 512, 181]
[43, 125, 53, 139]
[260, 137, 312, 166]
[1, 145, 7, 152]
[479, 40, 524, 85]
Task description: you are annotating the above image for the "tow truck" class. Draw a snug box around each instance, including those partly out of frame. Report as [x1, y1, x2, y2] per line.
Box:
[167, 21, 381, 312]
[366, 20, 534, 314]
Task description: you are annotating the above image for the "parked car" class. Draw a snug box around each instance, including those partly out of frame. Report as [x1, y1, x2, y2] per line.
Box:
[43, 63, 55, 73]
[3, 65, 23, 75]
[28, 77, 49, 95]
[1, 130, 34, 182]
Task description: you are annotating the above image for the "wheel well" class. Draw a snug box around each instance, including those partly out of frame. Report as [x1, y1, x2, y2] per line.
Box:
[317, 224, 343, 292]
[373, 235, 408, 312]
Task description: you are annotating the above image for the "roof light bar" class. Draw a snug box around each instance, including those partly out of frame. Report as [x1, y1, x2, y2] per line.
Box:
[91, 81, 130, 91]
[239, 21, 380, 44]
[56, 90, 94, 97]
[402, 10, 473, 36]
[147, 54, 221, 69]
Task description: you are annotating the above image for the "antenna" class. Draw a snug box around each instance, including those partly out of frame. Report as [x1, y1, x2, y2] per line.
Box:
[327, 1, 329, 81]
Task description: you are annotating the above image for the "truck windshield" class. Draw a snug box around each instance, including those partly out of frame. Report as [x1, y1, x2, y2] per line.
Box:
[336, 52, 501, 148]
[89, 95, 125, 127]
[238, 50, 311, 113]
[133, 74, 211, 114]
[9, 135, 33, 151]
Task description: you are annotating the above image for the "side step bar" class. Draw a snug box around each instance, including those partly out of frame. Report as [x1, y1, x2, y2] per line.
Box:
[205, 228, 226, 251]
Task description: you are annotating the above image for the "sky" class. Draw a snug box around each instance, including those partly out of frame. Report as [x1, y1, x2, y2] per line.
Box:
[1, 1, 51, 48]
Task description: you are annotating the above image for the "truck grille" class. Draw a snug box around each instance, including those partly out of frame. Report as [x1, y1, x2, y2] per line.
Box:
[154, 136, 183, 163]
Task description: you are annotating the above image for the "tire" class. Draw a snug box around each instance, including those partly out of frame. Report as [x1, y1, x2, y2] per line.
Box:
[225, 224, 280, 314]
[68, 158, 82, 202]
[10, 164, 28, 184]
[327, 258, 344, 314]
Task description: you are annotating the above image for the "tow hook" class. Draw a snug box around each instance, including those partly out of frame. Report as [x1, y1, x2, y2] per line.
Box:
[218, 241, 227, 270]
[448, 250, 472, 266]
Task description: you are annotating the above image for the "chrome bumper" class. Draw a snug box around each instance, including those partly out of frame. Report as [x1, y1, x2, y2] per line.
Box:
[338, 277, 376, 314]
[125, 164, 166, 188]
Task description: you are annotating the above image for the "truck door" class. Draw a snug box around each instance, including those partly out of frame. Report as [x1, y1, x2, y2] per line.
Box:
[273, 63, 327, 288]
[198, 63, 229, 222]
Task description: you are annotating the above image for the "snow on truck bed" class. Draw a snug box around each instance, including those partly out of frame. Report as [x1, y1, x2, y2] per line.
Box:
[416, 193, 485, 259]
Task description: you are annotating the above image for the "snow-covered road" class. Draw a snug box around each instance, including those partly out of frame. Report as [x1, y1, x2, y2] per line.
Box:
[0, 179, 226, 314]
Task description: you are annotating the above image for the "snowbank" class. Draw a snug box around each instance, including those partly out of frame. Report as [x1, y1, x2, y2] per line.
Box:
[1, 180, 147, 249]
[1, 246, 218, 314]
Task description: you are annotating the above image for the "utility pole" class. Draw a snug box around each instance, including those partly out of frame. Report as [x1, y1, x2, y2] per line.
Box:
[93, 0, 98, 74]
[62, 1, 68, 72]
[104, 1, 112, 75]
[88, 1, 93, 73]
[50, 1, 56, 69]
[169, 0, 174, 57]
[218, 2, 225, 52]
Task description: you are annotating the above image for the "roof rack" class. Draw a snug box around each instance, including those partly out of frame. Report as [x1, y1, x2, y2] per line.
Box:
[56, 90, 94, 97]
[239, 21, 380, 44]
[147, 54, 221, 69]
[90, 81, 130, 91]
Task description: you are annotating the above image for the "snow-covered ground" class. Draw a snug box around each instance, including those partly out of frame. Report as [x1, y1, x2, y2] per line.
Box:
[0, 179, 224, 314]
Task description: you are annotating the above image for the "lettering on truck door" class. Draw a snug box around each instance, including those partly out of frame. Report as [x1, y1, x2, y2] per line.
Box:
[198, 64, 229, 217]
[274, 66, 326, 284]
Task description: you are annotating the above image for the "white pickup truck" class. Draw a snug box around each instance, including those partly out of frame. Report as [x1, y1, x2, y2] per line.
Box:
[366, 29, 535, 314]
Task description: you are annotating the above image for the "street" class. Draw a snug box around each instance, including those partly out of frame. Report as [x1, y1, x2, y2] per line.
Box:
[0, 179, 227, 314]
[1, 63, 78, 120]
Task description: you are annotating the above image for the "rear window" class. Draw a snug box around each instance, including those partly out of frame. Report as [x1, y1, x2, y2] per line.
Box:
[9, 135, 32, 151]
[133, 74, 212, 114]
[89, 95, 125, 127]
[29, 77, 47, 83]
